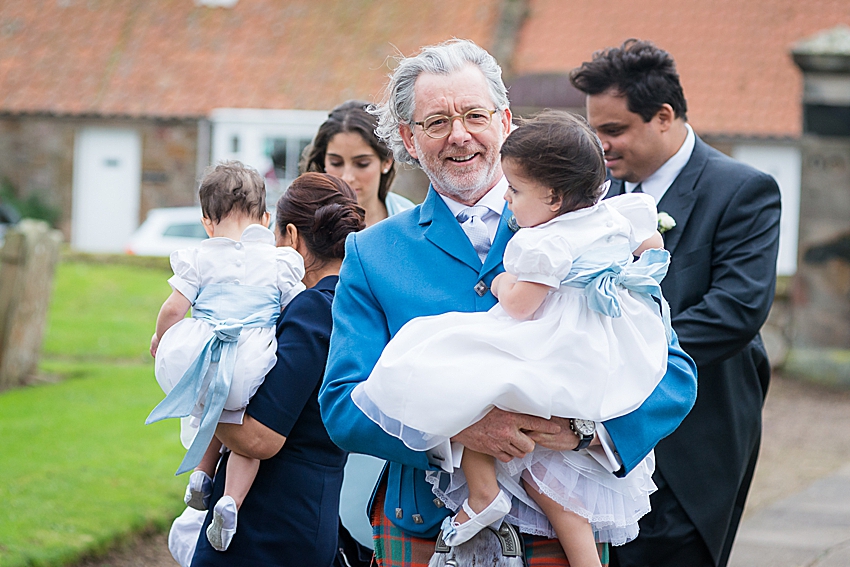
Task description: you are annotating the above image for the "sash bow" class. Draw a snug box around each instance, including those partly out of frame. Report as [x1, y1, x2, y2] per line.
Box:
[146, 284, 280, 475]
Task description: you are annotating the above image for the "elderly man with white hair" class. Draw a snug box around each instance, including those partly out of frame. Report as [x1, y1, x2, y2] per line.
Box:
[320, 39, 697, 566]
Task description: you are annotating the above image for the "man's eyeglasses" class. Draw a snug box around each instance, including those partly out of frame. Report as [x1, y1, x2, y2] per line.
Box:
[413, 108, 498, 139]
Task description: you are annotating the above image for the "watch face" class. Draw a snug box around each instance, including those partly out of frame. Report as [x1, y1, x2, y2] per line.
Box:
[573, 419, 596, 436]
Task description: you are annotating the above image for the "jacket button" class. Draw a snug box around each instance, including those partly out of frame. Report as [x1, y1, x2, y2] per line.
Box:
[433, 498, 445, 508]
[413, 514, 424, 524]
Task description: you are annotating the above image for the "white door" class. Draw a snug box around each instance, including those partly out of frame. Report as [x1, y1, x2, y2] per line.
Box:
[72, 128, 141, 252]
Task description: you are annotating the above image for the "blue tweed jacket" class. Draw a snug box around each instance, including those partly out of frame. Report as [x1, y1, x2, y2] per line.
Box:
[320, 186, 697, 537]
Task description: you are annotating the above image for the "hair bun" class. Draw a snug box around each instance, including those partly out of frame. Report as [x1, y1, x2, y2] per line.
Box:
[275, 172, 366, 261]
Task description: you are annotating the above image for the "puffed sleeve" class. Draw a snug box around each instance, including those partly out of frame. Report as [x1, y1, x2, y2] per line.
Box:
[606, 193, 658, 251]
[503, 227, 574, 288]
[275, 246, 307, 308]
[167, 247, 200, 303]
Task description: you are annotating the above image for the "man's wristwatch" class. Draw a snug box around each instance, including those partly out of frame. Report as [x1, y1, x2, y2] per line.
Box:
[569, 418, 596, 451]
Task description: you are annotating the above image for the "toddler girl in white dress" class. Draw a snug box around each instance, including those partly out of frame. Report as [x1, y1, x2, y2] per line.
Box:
[147, 161, 305, 552]
[351, 111, 671, 566]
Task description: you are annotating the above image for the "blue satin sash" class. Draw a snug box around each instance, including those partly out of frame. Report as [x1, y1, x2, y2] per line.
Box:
[146, 283, 280, 475]
[561, 245, 672, 343]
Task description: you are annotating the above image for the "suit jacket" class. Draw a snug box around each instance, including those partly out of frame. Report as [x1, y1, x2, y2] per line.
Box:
[320, 185, 697, 538]
[606, 135, 781, 563]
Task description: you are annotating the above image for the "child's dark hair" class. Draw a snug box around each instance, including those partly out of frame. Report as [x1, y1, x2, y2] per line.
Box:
[275, 172, 366, 261]
[500, 110, 607, 214]
[198, 161, 266, 223]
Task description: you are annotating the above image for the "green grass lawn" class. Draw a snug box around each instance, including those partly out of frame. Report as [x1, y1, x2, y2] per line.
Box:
[0, 258, 188, 567]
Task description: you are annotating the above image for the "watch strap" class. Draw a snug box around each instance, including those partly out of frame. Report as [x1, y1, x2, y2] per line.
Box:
[570, 418, 594, 451]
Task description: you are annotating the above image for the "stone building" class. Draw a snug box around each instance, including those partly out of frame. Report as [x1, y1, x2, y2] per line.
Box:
[0, 0, 847, 274]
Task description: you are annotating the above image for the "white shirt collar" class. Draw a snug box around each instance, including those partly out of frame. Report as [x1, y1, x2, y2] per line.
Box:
[438, 176, 507, 242]
[203, 223, 274, 246]
[625, 123, 695, 203]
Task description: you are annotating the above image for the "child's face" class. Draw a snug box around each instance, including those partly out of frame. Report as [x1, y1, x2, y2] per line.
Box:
[502, 158, 561, 228]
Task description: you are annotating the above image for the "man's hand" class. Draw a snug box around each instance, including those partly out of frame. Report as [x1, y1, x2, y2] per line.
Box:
[452, 407, 562, 462]
[526, 416, 581, 451]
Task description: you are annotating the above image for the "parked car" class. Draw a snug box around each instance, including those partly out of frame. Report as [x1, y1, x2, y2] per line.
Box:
[125, 207, 208, 256]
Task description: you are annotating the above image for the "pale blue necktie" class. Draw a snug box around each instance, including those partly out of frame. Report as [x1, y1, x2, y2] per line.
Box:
[456, 205, 491, 262]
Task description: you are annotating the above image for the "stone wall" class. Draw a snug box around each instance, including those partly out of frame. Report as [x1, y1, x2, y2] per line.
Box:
[0, 115, 199, 240]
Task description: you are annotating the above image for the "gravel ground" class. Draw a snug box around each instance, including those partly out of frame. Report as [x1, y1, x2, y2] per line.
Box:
[70, 373, 850, 567]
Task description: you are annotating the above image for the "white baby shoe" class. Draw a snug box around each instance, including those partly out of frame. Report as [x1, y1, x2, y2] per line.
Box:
[441, 489, 512, 547]
[184, 470, 213, 511]
[206, 495, 238, 552]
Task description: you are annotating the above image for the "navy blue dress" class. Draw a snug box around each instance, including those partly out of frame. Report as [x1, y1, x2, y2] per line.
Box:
[191, 276, 346, 567]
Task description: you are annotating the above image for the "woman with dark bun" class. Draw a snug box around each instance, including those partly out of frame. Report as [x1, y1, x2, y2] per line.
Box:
[189, 172, 366, 566]
[305, 100, 415, 555]
[305, 100, 415, 227]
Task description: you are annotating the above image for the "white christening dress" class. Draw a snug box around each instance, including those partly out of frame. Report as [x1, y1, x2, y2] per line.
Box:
[351, 193, 670, 544]
[148, 224, 305, 475]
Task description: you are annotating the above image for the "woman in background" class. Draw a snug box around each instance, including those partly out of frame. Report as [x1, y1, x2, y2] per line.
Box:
[305, 100, 415, 227]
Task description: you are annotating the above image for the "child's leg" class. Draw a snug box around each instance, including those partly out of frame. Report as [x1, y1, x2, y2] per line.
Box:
[442, 449, 512, 546]
[207, 451, 259, 552]
[456, 449, 502, 523]
[196, 438, 223, 479]
[184, 439, 221, 510]
[522, 478, 601, 567]
[223, 451, 260, 509]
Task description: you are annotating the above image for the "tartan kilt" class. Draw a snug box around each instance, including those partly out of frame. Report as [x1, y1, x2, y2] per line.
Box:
[370, 479, 609, 567]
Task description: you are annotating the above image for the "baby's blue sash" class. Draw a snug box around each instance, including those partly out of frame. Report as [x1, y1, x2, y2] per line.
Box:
[146, 283, 280, 475]
[561, 246, 672, 343]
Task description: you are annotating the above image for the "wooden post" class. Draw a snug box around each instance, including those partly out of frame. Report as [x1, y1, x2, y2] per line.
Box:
[0, 220, 62, 391]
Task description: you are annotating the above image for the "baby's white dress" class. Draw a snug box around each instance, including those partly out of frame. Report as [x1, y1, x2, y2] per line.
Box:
[351, 193, 669, 544]
[152, 225, 305, 466]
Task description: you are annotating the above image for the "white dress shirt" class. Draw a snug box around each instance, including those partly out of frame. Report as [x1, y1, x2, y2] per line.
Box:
[438, 176, 508, 243]
[625, 123, 696, 203]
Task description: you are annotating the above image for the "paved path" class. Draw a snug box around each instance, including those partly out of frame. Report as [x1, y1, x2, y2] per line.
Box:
[728, 375, 850, 567]
[730, 463, 850, 566]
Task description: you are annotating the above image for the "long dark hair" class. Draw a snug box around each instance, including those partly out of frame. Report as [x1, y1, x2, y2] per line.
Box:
[275, 172, 365, 263]
[304, 100, 396, 203]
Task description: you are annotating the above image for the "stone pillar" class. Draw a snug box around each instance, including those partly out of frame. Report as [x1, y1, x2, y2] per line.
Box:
[0, 220, 62, 391]
[786, 26, 850, 387]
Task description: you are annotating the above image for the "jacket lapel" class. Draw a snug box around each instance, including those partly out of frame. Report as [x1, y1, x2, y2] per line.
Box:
[655, 136, 709, 255]
[481, 202, 516, 276]
[606, 178, 625, 198]
[420, 187, 483, 271]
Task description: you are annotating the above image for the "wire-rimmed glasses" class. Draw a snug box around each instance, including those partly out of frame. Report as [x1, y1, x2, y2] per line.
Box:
[413, 108, 498, 139]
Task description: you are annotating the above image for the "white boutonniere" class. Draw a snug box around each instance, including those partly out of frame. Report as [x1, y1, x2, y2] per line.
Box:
[658, 212, 676, 233]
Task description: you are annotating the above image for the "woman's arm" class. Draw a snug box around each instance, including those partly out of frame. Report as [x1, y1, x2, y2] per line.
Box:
[491, 272, 552, 320]
[216, 417, 285, 460]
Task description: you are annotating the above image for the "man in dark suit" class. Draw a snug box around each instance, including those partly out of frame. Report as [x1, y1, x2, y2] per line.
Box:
[570, 39, 782, 567]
